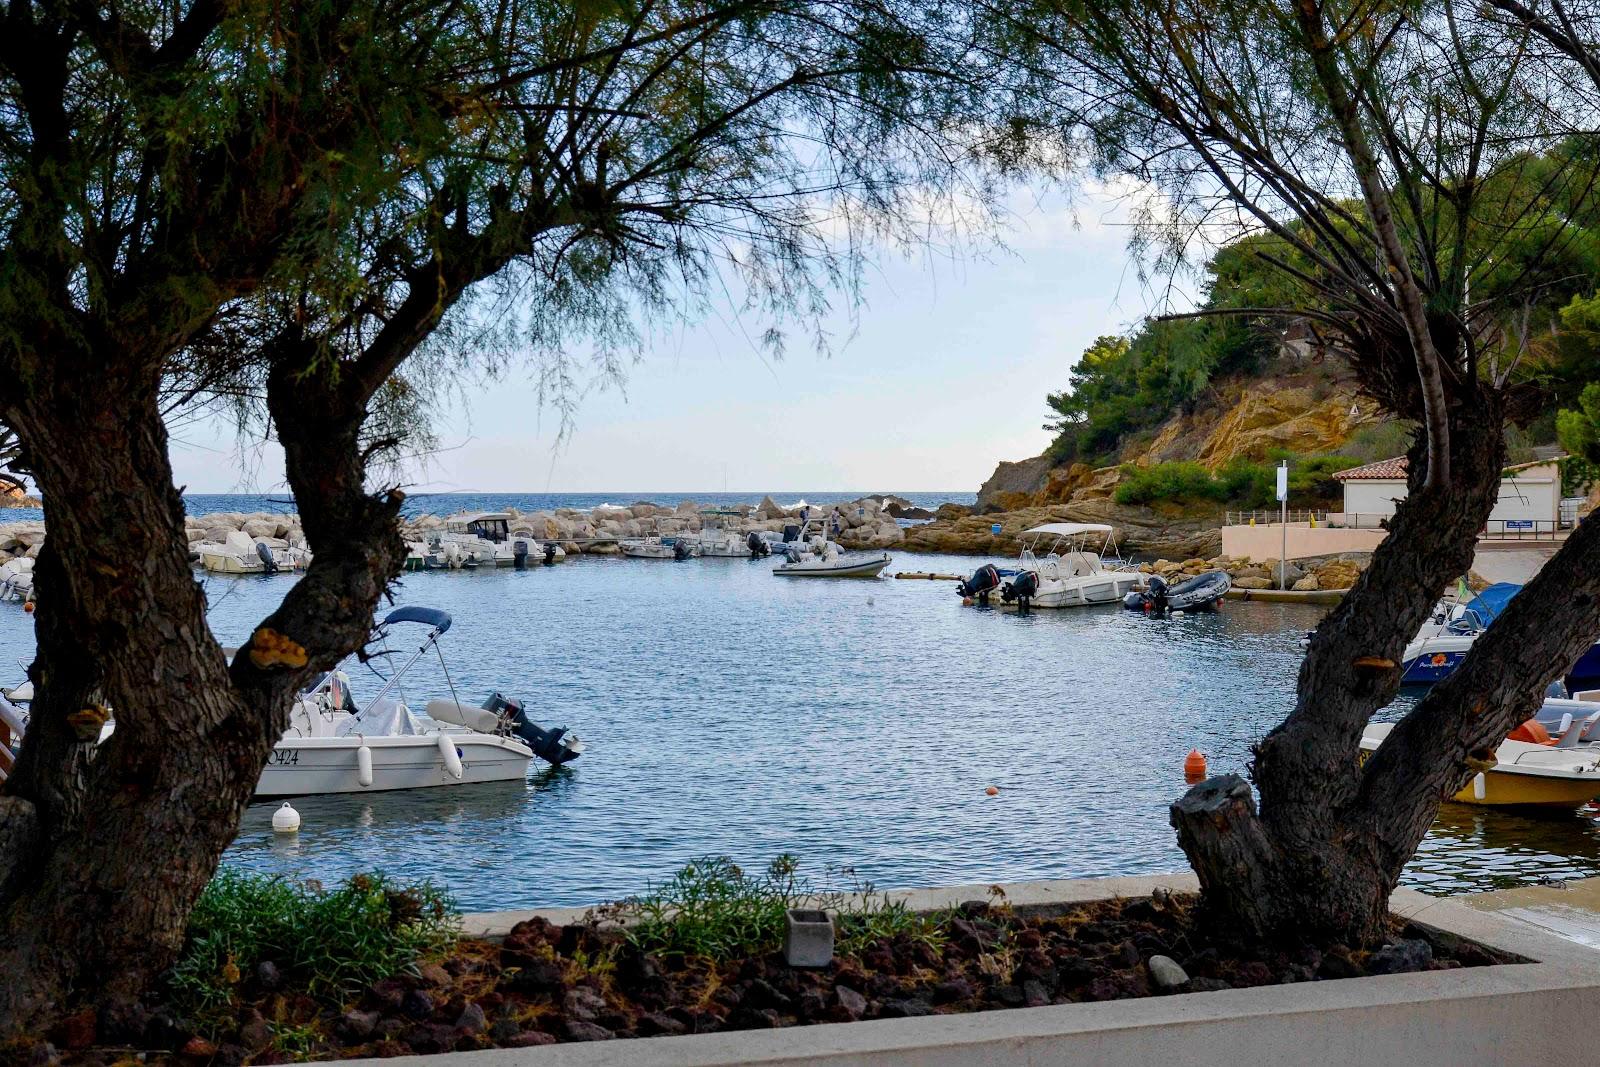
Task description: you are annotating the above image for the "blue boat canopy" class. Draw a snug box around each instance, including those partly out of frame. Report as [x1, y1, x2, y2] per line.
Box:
[1463, 583, 1520, 628]
[381, 605, 452, 634]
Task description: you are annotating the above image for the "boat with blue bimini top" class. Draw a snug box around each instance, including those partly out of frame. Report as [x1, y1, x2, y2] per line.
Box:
[259, 605, 583, 797]
[1399, 582, 1600, 689]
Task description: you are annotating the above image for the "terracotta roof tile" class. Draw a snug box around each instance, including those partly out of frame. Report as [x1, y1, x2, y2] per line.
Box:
[1333, 456, 1409, 481]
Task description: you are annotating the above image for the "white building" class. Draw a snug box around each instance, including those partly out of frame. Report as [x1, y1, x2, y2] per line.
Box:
[1333, 455, 1564, 533]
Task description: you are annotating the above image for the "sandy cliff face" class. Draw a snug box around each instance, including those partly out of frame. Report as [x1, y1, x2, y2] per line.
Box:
[943, 370, 1374, 556]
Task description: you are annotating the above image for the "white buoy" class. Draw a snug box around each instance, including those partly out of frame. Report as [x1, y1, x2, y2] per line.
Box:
[437, 733, 464, 779]
[271, 802, 300, 833]
[356, 745, 374, 788]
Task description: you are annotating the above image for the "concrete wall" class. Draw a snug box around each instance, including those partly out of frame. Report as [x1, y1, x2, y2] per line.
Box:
[365, 874, 1600, 1067]
[1221, 523, 1385, 560]
[1342, 479, 1406, 522]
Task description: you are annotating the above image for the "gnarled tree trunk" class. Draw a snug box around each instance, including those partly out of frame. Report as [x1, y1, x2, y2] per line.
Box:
[0, 351, 404, 1036]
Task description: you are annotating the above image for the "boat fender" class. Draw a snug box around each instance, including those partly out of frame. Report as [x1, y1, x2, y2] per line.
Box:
[1472, 773, 1486, 801]
[356, 744, 373, 788]
[437, 733, 464, 778]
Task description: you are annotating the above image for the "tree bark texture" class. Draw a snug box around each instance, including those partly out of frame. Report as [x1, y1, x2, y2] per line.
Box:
[1174, 392, 1512, 944]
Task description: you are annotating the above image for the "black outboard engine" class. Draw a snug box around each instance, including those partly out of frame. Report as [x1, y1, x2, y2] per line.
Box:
[1124, 574, 1169, 613]
[747, 531, 770, 558]
[958, 563, 1001, 602]
[513, 539, 529, 569]
[673, 538, 694, 561]
[542, 541, 558, 566]
[254, 541, 279, 575]
[484, 691, 581, 766]
[782, 523, 801, 543]
[1002, 569, 1040, 605]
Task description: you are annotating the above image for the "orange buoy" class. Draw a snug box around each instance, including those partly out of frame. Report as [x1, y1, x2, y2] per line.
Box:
[22, 601, 33, 614]
[1183, 749, 1207, 782]
[985, 786, 999, 796]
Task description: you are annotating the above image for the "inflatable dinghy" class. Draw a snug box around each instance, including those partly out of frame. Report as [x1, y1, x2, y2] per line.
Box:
[1124, 570, 1231, 613]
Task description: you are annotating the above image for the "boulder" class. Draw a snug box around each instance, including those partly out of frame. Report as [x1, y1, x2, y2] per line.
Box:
[1233, 576, 1272, 589]
[1274, 561, 1306, 590]
[1147, 955, 1190, 990]
[1292, 575, 1320, 591]
[1231, 564, 1271, 580]
[756, 495, 784, 520]
[1314, 559, 1362, 590]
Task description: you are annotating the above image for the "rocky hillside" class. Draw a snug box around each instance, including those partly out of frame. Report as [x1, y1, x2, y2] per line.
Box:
[917, 367, 1378, 557]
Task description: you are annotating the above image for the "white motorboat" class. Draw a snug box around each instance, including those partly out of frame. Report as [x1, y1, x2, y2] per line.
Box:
[264, 606, 583, 796]
[687, 511, 749, 557]
[196, 530, 311, 575]
[620, 519, 682, 559]
[0, 607, 584, 797]
[772, 515, 890, 578]
[430, 512, 564, 568]
[960, 523, 1138, 607]
[0, 556, 33, 602]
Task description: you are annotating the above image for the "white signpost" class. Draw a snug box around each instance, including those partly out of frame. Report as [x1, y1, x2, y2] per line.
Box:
[1277, 461, 1289, 590]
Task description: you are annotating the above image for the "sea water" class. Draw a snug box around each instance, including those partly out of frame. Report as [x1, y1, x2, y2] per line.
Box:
[0, 544, 1592, 906]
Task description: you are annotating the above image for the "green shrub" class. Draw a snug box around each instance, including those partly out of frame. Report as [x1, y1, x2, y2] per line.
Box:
[167, 869, 457, 1024]
[1113, 461, 1221, 505]
[1114, 456, 1354, 508]
[605, 854, 947, 962]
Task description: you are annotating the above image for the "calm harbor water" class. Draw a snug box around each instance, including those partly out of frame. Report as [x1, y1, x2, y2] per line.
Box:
[1, 548, 1596, 906]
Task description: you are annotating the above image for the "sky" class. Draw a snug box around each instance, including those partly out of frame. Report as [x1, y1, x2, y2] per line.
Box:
[168, 182, 1197, 496]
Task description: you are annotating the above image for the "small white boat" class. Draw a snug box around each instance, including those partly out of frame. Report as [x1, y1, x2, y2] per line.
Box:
[264, 606, 582, 796]
[968, 523, 1138, 607]
[0, 556, 34, 602]
[430, 512, 564, 568]
[620, 520, 683, 559]
[687, 512, 749, 557]
[772, 514, 890, 578]
[1362, 713, 1600, 808]
[196, 531, 311, 574]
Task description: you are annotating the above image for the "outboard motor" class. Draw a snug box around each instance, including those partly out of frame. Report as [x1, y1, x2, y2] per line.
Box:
[513, 539, 529, 569]
[1002, 569, 1040, 606]
[1124, 574, 1170, 614]
[543, 541, 558, 565]
[673, 538, 694, 561]
[254, 541, 279, 575]
[958, 563, 1001, 602]
[747, 531, 771, 558]
[484, 691, 581, 766]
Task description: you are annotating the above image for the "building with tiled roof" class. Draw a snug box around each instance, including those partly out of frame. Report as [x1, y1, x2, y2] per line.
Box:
[1331, 454, 1564, 531]
[1332, 456, 1408, 481]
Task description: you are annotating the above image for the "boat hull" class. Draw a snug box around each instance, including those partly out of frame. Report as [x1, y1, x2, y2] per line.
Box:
[256, 733, 533, 797]
[773, 555, 891, 578]
[1361, 722, 1600, 809]
[1023, 572, 1141, 608]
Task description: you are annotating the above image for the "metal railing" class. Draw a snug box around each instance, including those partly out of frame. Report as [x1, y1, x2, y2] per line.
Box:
[1480, 518, 1563, 540]
[1224, 509, 1329, 526]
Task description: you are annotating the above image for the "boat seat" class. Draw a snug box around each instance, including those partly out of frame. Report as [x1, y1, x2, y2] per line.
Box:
[1559, 711, 1600, 748]
[425, 698, 502, 734]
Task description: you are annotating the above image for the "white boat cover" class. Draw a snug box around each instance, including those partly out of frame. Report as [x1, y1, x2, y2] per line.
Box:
[425, 698, 501, 734]
[336, 697, 422, 737]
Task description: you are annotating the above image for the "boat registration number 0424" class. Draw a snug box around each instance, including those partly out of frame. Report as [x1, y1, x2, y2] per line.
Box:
[266, 749, 300, 766]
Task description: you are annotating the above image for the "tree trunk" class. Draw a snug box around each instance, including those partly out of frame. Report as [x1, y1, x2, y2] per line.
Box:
[1173, 392, 1507, 944]
[0, 354, 404, 1037]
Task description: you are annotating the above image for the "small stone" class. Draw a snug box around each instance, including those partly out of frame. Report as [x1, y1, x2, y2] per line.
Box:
[489, 1016, 522, 1042]
[340, 1009, 379, 1039]
[1147, 955, 1189, 990]
[563, 1018, 615, 1042]
[367, 978, 406, 1011]
[932, 977, 975, 1004]
[880, 998, 934, 1018]
[401, 989, 435, 1020]
[417, 962, 452, 988]
[255, 960, 283, 991]
[180, 1036, 217, 1059]
[507, 1031, 557, 1047]
[454, 1002, 487, 1034]
[1022, 980, 1050, 1007]
[508, 958, 566, 993]
[992, 983, 1025, 1007]
[563, 986, 608, 1021]
[1367, 939, 1433, 975]
[239, 1017, 272, 1049]
[835, 984, 868, 1019]
[636, 1011, 687, 1036]
[1318, 951, 1364, 980]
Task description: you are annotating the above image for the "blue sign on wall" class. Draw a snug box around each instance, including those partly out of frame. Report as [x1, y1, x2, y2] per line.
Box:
[1506, 519, 1534, 530]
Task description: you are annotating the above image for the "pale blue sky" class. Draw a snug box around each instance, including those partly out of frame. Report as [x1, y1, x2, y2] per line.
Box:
[169, 184, 1193, 495]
